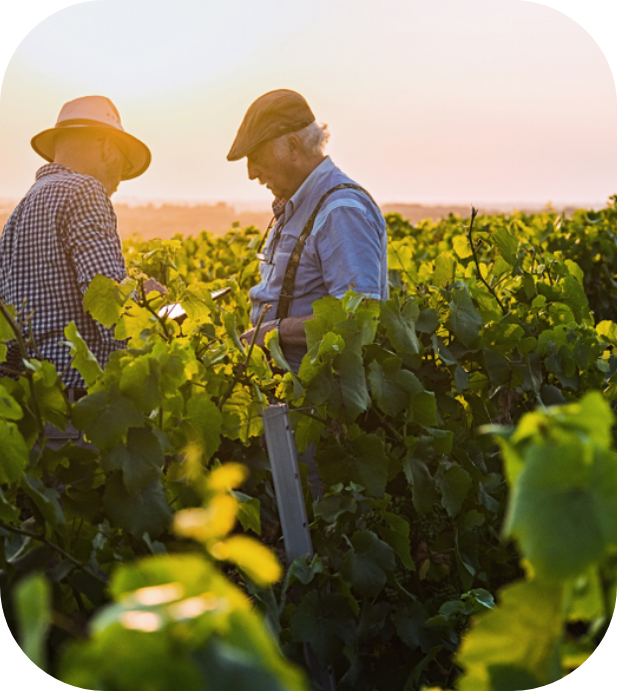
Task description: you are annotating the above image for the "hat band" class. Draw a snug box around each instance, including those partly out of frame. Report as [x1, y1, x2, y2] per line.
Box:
[56, 119, 120, 131]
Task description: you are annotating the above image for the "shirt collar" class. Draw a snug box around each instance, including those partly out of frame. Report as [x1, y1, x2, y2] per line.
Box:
[285, 156, 334, 220]
[35, 163, 78, 180]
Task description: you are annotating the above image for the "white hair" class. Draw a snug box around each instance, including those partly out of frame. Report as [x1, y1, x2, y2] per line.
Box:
[272, 121, 330, 159]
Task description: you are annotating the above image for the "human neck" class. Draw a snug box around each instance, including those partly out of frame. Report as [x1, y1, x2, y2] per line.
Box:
[286, 153, 327, 198]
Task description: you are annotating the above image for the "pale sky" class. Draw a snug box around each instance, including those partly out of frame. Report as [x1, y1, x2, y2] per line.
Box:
[0, 0, 616, 209]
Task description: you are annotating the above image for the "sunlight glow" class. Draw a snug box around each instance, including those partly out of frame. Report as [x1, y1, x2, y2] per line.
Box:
[119, 610, 162, 632]
[1, 1, 616, 207]
[167, 594, 219, 621]
[132, 583, 185, 606]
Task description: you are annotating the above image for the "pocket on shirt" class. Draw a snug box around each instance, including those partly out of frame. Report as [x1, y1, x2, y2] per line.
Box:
[271, 233, 297, 266]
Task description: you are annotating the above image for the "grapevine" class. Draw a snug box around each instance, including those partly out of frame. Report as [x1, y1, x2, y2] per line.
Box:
[1, 204, 617, 690]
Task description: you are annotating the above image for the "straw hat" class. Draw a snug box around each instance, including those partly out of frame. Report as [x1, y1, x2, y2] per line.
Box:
[31, 95, 151, 181]
[227, 89, 315, 161]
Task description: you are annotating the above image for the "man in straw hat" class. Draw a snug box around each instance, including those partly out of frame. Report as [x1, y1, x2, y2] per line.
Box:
[0, 95, 161, 397]
[228, 89, 388, 372]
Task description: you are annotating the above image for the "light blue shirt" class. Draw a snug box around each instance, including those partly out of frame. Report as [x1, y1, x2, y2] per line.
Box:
[249, 156, 388, 371]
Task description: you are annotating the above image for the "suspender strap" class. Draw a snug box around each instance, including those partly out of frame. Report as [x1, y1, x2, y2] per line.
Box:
[275, 183, 376, 320]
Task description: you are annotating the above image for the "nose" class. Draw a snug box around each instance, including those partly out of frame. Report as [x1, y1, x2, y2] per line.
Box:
[247, 159, 260, 181]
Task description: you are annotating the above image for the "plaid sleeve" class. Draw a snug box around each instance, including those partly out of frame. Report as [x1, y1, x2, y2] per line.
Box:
[62, 178, 127, 293]
[61, 178, 127, 348]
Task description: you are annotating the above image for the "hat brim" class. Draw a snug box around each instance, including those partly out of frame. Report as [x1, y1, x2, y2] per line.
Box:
[227, 89, 315, 162]
[31, 125, 151, 181]
[227, 119, 315, 162]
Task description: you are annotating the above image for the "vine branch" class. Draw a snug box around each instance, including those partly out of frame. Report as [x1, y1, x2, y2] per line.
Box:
[0, 298, 46, 442]
[467, 206, 506, 314]
[0, 521, 108, 585]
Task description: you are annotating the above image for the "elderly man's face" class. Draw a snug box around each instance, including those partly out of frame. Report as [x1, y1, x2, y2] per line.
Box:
[246, 138, 294, 200]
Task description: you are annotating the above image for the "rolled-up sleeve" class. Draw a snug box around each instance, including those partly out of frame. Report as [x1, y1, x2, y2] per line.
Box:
[314, 202, 386, 300]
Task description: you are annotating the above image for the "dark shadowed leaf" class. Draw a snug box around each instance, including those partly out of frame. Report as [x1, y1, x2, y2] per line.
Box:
[447, 288, 483, 348]
[103, 473, 171, 538]
[291, 591, 356, 667]
[380, 299, 421, 354]
[403, 454, 436, 515]
[392, 601, 442, 654]
[317, 433, 389, 497]
[439, 465, 472, 518]
[0, 419, 28, 484]
[341, 530, 395, 598]
[102, 427, 165, 496]
[73, 391, 144, 449]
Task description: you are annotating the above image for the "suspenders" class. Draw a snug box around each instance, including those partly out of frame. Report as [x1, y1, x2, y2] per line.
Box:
[274, 183, 376, 320]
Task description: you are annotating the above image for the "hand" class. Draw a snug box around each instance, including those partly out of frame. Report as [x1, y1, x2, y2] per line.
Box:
[240, 319, 278, 349]
[143, 277, 168, 295]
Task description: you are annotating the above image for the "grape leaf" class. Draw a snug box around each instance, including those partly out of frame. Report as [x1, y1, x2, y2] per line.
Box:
[102, 427, 165, 496]
[0, 420, 28, 484]
[102, 474, 171, 538]
[317, 433, 389, 497]
[447, 288, 483, 348]
[64, 322, 103, 386]
[341, 530, 395, 598]
[72, 390, 144, 449]
[457, 579, 563, 691]
[291, 591, 356, 667]
[186, 393, 223, 461]
[379, 299, 420, 354]
[492, 227, 518, 266]
[84, 275, 136, 327]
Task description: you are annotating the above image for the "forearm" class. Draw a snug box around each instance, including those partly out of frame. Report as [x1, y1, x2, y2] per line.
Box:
[279, 314, 313, 347]
[240, 314, 313, 349]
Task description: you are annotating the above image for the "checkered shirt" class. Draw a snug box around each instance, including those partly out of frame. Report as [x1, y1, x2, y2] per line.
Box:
[0, 164, 127, 387]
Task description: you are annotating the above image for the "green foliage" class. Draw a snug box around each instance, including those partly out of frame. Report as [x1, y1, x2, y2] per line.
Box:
[2, 206, 617, 689]
[14, 572, 52, 671]
[454, 392, 617, 691]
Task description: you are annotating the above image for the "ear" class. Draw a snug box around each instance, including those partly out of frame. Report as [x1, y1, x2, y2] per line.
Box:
[100, 134, 117, 162]
[286, 133, 301, 161]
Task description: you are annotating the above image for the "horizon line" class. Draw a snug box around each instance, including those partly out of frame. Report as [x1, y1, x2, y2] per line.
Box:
[0, 196, 612, 211]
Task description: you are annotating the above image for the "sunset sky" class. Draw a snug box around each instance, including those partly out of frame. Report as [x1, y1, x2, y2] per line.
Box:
[0, 0, 617, 211]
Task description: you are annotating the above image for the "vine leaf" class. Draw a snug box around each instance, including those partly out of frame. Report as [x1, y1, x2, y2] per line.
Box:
[493, 227, 518, 266]
[456, 579, 564, 691]
[291, 591, 356, 667]
[73, 391, 145, 449]
[317, 433, 389, 497]
[101, 427, 165, 496]
[103, 474, 171, 538]
[64, 322, 103, 386]
[447, 287, 483, 348]
[84, 275, 136, 327]
[341, 530, 395, 598]
[0, 420, 29, 484]
[379, 299, 421, 354]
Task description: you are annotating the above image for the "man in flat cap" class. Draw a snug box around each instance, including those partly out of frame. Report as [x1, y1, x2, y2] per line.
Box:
[228, 89, 388, 372]
[0, 95, 162, 397]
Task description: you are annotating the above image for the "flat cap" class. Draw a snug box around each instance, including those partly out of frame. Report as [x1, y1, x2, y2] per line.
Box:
[227, 89, 315, 161]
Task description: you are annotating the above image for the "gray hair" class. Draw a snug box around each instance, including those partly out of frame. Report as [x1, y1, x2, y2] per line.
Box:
[272, 121, 330, 159]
